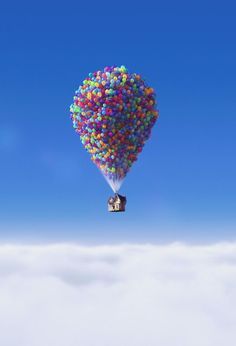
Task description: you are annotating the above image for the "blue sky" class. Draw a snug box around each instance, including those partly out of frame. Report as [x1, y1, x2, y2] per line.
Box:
[0, 0, 235, 242]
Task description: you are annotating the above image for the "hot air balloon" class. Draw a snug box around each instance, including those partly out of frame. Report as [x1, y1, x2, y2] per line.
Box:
[70, 65, 159, 212]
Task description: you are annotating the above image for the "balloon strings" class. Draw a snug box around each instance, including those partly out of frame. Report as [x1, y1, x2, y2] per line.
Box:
[102, 172, 124, 193]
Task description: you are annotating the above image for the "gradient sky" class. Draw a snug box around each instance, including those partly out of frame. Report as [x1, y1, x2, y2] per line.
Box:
[0, 0, 235, 242]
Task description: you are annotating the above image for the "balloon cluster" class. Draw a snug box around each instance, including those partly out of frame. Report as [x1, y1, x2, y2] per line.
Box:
[70, 65, 159, 192]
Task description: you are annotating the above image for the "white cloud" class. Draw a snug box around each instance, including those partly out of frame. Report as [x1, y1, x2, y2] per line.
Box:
[0, 242, 236, 346]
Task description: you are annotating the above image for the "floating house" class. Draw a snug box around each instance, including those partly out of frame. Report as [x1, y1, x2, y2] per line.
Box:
[108, 194, 127, 212]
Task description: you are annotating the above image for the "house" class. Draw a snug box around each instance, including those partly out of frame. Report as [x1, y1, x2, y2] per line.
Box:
[108, 194, 127, 212]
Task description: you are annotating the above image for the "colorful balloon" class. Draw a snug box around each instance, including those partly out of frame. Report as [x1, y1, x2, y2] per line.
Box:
[70, 65, 159, 192]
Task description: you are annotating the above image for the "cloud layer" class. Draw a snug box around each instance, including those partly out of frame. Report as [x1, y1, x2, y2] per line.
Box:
[0, 242, 236, 346]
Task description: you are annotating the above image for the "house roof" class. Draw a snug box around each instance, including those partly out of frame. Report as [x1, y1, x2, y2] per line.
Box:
[108, 194, 126, 205]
